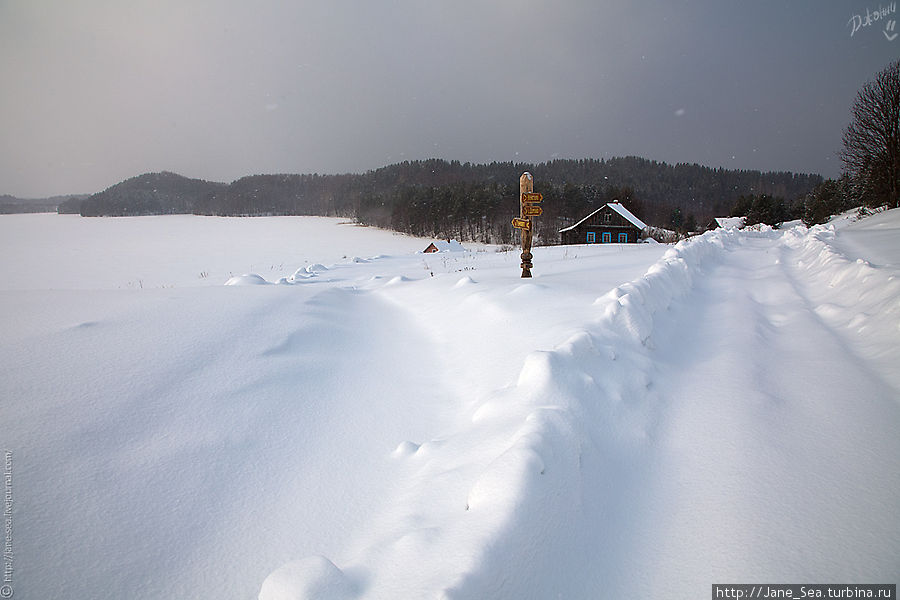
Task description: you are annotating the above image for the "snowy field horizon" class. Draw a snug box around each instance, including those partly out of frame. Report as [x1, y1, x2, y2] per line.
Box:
[1, 212, 898, 599]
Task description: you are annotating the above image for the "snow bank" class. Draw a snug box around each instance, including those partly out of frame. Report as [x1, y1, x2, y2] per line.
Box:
[438, 230, 739, 597]
[783, 219, 900, 392]
[224, 273, 269, 285]
[713, 216, 745, 229]
[286, 264, 328, 283]
[258, 556, 358, 600]
[258, 234, 730, 599]
[257, 243, 670, 599]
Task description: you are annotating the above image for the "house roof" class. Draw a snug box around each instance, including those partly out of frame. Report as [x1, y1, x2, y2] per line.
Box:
[713, 216, 745, 230]
[558, 202, 648, 233]
[422, 239, 464, 253]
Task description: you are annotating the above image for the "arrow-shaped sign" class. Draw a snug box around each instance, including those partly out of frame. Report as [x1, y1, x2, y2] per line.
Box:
[511, 217, 531, 230]
[523, 205, 543, 217]
[522, 192, 543, 203]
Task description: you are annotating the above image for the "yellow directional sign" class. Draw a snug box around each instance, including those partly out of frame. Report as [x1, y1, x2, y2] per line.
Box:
[522, 192, 543, 203]
[523, 205, 543, 217]
[511, 217, 531, 230]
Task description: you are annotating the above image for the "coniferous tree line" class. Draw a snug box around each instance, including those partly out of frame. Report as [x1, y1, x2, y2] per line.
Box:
[75, 157, 822, 244]
[0, 195, 62, 214]
[726, 176, 858, 229]
[0, 193, 88, 214]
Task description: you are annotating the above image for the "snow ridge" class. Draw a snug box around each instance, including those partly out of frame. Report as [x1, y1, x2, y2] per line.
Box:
[783, 223, 900, 394]
[257, 233, 732, 599]
[441, 230, 737, 598]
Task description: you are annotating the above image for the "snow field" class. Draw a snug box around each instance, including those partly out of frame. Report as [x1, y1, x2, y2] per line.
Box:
[290, 219, 900, 599]
[1, 215, 669, 599]
[2, 212, 898, 599]
[266, 219, 899, 598]
[0, 214, 429, 290]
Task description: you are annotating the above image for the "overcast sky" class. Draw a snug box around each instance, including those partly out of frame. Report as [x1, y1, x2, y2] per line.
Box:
[1, 1, 897, 197]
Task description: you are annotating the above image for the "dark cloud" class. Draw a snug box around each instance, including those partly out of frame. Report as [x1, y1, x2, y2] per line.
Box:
[1, 0, 897, 196]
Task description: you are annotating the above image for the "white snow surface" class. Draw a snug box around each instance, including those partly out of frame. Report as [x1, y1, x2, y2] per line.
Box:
[1, 212, 898, 599]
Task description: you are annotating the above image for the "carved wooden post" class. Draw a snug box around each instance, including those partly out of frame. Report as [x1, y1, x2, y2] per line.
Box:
[512, 172, 542, 277]
[519, 172, 534, 277]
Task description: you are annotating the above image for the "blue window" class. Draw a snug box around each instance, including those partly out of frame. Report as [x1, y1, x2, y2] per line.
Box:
[586, 232, 596, 243]
[601, 232, 612, 243]
[618, 233, 628, 243]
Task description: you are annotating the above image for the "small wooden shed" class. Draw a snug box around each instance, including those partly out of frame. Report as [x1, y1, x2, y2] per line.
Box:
[559, 201, 648, 245]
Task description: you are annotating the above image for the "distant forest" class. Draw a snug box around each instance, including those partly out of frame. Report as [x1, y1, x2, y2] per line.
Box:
[73, 157, 823, 244]
[1, 194, 87, 214]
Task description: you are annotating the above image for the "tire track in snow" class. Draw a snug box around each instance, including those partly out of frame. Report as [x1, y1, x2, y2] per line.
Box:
[619, 231, 900, 597]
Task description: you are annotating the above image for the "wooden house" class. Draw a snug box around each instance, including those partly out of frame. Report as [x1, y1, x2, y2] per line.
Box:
[559, 201, 648, 245]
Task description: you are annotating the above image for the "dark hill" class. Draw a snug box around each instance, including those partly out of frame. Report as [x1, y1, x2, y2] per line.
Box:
[80, 172, 227, 216]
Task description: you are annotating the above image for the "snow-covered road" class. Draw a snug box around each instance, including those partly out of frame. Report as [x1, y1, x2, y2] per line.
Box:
[628, 232, 900, 594]
[1, 213, 898, 600]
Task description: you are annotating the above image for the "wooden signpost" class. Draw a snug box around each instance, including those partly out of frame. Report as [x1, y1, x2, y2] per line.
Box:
[511, 172, 542, 277]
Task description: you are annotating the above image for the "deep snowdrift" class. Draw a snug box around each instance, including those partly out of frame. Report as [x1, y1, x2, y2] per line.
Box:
[1, 212, 897, 600]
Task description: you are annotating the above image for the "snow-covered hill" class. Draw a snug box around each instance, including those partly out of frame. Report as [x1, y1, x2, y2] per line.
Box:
[1, 212, 897, 599]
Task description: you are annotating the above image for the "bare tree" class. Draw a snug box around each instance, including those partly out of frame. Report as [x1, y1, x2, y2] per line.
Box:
[841, 59, 900, 208]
